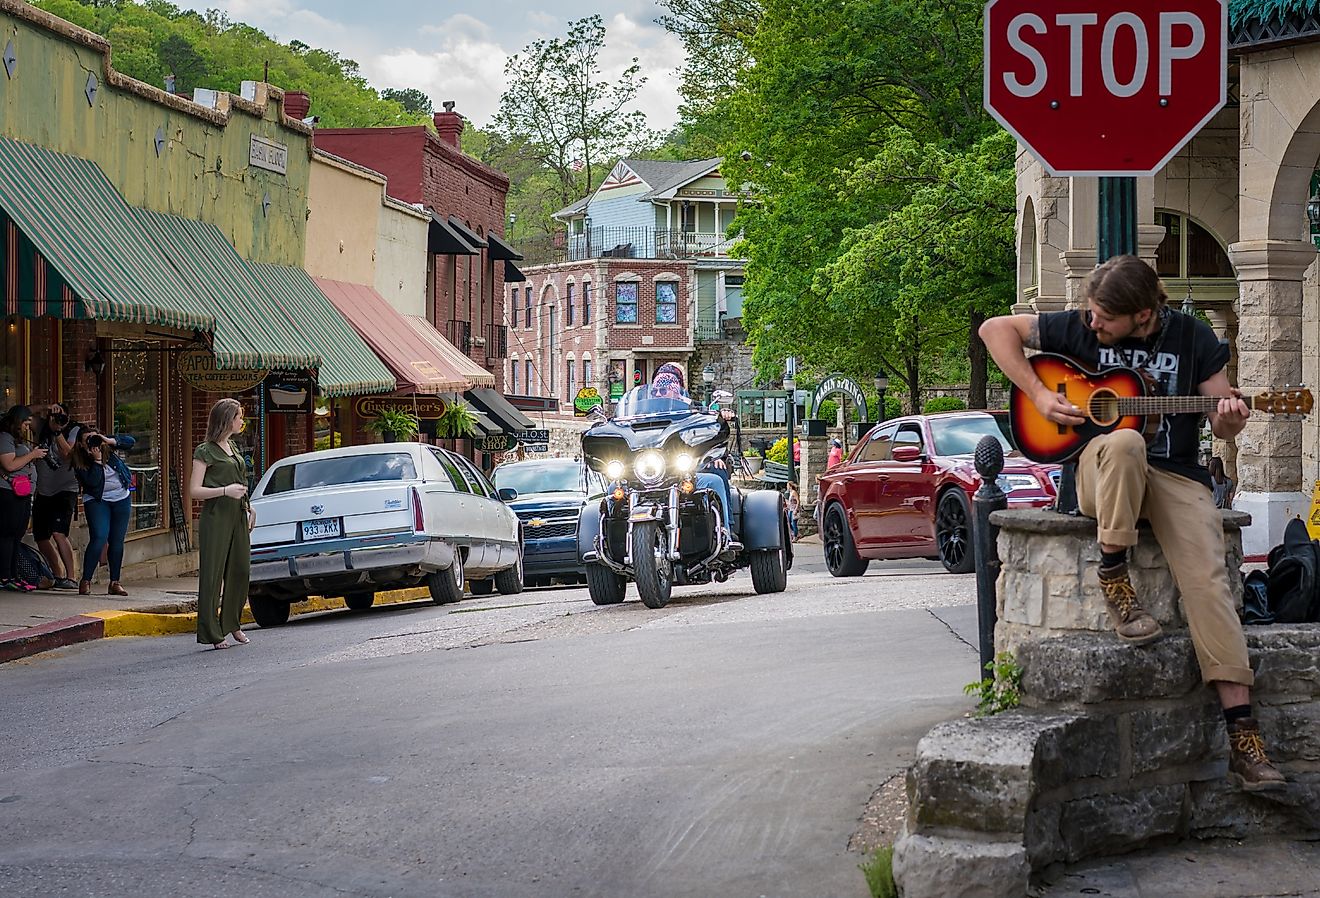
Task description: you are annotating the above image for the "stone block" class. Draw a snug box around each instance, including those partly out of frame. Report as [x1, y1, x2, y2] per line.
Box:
[1024, 803, 1064, 870]
[1247, 626, 1320, 697]
[1057, 785, 1187, 862]
[891, 833, 1029, 898]
[908, 713, 1080, 834]
[1017, 633, 1202, 705]
[1256, 702, 1320, 763]
[997, 570, 1045, 627]
[1128, 702, 1226, 776]
[1033, 714, 1122, 789]
[1189, 774, 1320, 839]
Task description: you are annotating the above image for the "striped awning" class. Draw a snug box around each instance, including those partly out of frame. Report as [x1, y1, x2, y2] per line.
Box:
[402, 315, 496, 387]
[0, 136, 213, 331]
[131, 209, 320, 371]
[244, 263, 396, 397]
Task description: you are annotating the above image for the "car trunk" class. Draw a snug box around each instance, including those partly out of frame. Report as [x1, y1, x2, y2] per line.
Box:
[252, 482, 417, 549]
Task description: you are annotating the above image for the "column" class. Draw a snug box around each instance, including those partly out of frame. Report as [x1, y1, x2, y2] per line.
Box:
[1226, 238, 1317, 556]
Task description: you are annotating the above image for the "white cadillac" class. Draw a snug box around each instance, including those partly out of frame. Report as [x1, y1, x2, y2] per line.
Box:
[247, 442, 523, 626]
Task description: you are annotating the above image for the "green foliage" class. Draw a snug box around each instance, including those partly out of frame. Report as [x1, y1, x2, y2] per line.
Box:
[884, 395, 903, 421]
[380, 88, 432, 115]
[363, 409, 419, 441]
[435, 401, 479, 439]
[314, 431, 342, 451]
[924, 396, 967, 414]
[859, 845, 897, 898]
[964, 652, 1023, 717]
[766, 436, 789, 465]
[32, 0, 428, 128]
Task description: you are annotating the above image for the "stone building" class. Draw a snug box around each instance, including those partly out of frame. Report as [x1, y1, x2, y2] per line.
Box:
[1013, 1, 1320, 555]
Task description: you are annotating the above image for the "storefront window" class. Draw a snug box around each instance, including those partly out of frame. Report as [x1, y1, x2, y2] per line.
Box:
[112, 343, 163, 533]
[0, 318, 20, 408]
[28, 319, 60, 408]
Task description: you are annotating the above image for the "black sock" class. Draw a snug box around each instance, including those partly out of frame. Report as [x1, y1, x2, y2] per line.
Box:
[1223, 704, 1252, 725]
[1101, 549, 1127, 570]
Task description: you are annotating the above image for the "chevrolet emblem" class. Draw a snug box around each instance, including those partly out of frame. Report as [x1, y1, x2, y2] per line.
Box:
[528, 518, 545, 528]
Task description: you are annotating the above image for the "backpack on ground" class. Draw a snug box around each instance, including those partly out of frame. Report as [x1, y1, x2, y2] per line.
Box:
[1263, 517, 1320, 624]
[16, 542, 55, 589]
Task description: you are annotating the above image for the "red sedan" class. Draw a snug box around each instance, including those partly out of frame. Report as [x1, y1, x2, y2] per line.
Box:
[815, 411, 1059, 576]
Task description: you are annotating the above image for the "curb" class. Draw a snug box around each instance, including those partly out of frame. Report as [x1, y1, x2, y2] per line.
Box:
[0, 585, 433, 664]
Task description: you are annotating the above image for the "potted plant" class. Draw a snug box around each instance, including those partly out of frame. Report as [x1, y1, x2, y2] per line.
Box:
[435, 400, 479, 440]
[363, 408, 420, 443]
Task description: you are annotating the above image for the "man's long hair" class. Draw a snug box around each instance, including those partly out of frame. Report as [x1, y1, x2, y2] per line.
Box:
[1082, 255, 1168, 316]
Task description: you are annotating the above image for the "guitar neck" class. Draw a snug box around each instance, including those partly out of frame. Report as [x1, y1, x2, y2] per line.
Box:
[1116, 396, 1254, 414]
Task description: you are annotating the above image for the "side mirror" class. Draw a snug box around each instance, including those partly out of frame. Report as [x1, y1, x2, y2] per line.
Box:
[497, 487, 518, 502]
[892, 445, 923, 462]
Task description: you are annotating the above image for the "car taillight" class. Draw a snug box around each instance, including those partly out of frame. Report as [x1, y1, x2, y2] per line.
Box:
[412, 487, 425, 532]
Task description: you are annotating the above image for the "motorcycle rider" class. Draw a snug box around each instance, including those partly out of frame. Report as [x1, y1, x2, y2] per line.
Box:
[646, 365, 738, 536]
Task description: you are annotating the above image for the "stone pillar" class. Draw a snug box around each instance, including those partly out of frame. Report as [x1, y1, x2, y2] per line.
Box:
[1059, 249, 1097, 309]
[1226, 238, 1317, 556]
[797, 435, 829, 518]
[1137, 222, 1168, 270]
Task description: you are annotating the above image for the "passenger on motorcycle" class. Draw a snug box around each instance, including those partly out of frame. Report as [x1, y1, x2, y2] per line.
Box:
[643, 365, 736, 534]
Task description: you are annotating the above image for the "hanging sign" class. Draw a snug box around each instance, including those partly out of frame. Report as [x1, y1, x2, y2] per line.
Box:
[478, 435, 515, 453]
[810, 373, 870, 422]
[573, 387, 604, 417]
[177, 348, 267, 393]
[354, 396, 447, 420]
[262, 370, 314, 414]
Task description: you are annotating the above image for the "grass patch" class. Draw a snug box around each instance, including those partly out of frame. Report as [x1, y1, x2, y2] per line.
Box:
[859, 845, 897, 898]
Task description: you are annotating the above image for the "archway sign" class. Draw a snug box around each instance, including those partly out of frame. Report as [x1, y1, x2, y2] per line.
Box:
[810, 373, 869, 422]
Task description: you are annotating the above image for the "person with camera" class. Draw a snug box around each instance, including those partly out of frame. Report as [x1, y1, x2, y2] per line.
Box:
[71, 428, 133, 596]
[33, 401, 82, 589]
[0, 405, 47, 592]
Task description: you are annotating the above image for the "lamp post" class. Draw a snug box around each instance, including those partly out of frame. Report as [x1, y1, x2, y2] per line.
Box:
[873, 370, 889, 424]
[702, 364, 716, 404]
[783, 374, 797, 485]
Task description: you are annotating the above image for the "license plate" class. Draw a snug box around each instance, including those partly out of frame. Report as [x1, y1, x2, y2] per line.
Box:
[301, 518, 341, 541]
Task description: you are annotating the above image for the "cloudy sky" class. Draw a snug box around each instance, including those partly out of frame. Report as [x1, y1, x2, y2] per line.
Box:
[177, 0, 684, 131]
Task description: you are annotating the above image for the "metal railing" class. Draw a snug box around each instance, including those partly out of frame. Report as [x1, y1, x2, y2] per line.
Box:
[487, 325, 508, 359]
[513, 227, 742, 267]
[447, 319, 472, 355]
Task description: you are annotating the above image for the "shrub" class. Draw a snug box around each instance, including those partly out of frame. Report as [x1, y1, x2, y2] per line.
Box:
[859, 846, 897, 898]
[964, 652, 1023, 717]
[767, 436, 789, 464]
[924, 396, 967, 414]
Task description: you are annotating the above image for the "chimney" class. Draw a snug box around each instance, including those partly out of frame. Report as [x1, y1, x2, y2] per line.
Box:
[433, 100, 464, 148]
[284, 90, 311, 122]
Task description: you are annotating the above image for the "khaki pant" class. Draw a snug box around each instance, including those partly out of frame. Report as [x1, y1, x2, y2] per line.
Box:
[1075, 429, 1252, 686]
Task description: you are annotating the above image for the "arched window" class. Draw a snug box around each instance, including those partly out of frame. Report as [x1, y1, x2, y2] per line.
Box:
[1018, 197, 1038, 305]
[1153, 209, 1236, 311]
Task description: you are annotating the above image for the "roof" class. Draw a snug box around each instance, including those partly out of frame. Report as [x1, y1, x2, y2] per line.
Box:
[132, 208, 320, 370]
[466, 386, 536, 432]
[402, 315, 496, 388]
[550, 157, 724, 219]
[244, 263, 396, 397]
[0, 136, 214, 332]
[313, 277, 475, 394]
[1230, 0, 1320, 26]
[552, 196, 591, 220]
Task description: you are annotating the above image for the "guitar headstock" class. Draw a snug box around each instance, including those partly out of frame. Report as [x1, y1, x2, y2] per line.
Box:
[1252, 388, 1314, 415]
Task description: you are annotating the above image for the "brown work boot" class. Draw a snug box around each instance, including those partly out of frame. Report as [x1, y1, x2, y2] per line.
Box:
[1227, 717, 1287, 791]
[1098, 564, 1163, 646]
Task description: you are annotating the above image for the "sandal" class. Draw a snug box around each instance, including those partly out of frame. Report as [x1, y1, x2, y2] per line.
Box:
[211, 641, 231, 650]
[231, 630, 250, 645]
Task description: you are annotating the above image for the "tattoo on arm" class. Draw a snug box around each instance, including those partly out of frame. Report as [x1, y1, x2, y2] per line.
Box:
[1023, 318, 1041, 351]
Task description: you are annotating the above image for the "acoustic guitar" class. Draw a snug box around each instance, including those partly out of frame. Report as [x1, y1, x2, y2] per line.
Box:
[1010, 353, 1313, 464]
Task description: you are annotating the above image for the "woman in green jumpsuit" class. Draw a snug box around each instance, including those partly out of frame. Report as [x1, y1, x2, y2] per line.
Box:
[190, 398, 253, 649]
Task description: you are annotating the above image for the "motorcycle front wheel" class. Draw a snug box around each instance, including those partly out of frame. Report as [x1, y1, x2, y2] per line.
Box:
[632, 519, 673, 609]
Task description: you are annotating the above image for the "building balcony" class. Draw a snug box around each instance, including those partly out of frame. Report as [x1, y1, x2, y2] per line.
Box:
[514, 227, 743, 267]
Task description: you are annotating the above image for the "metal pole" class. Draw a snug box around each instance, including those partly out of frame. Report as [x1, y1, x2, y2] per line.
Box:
[973, 434, 1007, 673]
[786, 390, 796, 485]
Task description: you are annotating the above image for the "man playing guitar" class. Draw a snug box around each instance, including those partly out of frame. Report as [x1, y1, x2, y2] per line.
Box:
[980, 254, 1284, 791]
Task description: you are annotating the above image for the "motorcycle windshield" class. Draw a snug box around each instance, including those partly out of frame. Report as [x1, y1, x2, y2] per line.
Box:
[612, 387, 695, 423]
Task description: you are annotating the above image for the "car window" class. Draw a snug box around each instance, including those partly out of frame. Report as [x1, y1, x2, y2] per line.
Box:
[430, 449, 471, 493]
[857, 424, 897, 462]
[263, 452, 417, 495]
[929, 414, 1014, 457]
[493, 463, 592, 496]
[454, 455, 495, 498]
[420, 449, 455, 489]
[893, 425, 924, 458]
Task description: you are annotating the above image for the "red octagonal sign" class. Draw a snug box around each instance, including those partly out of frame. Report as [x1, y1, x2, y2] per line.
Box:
[985, 0, 1226, 176]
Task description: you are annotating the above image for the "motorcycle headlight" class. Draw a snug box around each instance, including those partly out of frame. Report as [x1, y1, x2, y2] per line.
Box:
[674, 453, 696, 474]
[634, 450, 666, 484]
[605, 460, 626, 481]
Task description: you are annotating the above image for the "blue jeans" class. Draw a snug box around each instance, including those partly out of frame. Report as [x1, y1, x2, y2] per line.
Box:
[82, 496, 131, 582]
[695, 472, 733, 532]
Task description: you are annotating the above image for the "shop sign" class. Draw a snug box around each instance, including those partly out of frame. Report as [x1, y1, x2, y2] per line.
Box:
[354, 396, 447, 420]
[478, 435, 515, 453]
[524, 443, 549, 453]
[609, 380, 625, 400]
[263, 370, 314, 414]
[177, 348, 267, 393]
[573, 387, 603, 417]
[250, 135, 288, 175]
[810, 373, 869, 422]
[517, 429, 550, 444]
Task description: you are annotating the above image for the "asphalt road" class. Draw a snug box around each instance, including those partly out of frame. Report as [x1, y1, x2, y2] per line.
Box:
[0, 552, 980, 898]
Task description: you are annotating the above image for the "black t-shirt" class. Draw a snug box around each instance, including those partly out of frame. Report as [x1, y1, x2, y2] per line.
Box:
[1038, 308, 1230, 486]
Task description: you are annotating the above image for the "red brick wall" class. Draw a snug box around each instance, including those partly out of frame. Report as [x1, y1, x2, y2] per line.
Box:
[60, 320, 99, 426]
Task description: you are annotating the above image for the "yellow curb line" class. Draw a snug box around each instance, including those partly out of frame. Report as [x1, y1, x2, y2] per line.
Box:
[87, 586, 433, 638]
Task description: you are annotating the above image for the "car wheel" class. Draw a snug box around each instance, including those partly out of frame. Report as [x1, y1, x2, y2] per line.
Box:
[936, 490, 976, 574]
[249, 595, 291, 627]
[823, 503, 868, 577]
[494, 544, 524, 595]
[750, 544, 788, 594]
[585, 563, 626, 605]
[632, 520, 673, 609]
[469, 579, 494, 596]
[343, 590, 375, 611]
[428, 552, 465, 604]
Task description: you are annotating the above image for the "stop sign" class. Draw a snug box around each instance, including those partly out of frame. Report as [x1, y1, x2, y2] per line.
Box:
[984, 0, 1226, 176]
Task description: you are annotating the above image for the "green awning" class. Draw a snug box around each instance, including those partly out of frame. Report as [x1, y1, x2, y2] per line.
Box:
[244, 262, 395, 397]
[0, 136, 213, 331]
[131, 209, 321, 371]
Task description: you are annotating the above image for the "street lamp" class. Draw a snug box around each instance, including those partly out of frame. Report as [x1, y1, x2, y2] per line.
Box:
[702, 365, 715, 402]
[783, 373, 797, 485]
[873, 370, 890, 424]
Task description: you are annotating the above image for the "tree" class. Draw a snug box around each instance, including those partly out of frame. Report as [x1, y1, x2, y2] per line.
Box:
[380, 88, 433, 116]
[493, 15, 655, 208]
[156, 33, 206, 93]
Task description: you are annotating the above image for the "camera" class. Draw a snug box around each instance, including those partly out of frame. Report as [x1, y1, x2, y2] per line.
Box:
[51, 412, 69, 428]
[87, 434, 105, 450]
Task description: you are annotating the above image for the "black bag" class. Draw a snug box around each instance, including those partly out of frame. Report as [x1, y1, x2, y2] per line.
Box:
[15, 542, 54, 588]
[1241, 570, 1274, 625]
[1264, 517, 1320, 623]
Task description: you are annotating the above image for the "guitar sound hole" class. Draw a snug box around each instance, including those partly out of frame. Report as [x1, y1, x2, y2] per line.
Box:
[1089, 390, 1120, 426]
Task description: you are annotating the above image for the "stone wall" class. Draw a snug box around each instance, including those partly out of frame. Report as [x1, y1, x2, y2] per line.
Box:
[893, 509, 1320, 898]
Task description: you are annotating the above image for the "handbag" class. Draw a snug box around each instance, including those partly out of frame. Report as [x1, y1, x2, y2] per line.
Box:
[6, 472, 32, 497]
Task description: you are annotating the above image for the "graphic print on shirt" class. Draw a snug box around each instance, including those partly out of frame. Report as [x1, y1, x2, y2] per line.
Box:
[1097, 345, 1180, 460]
